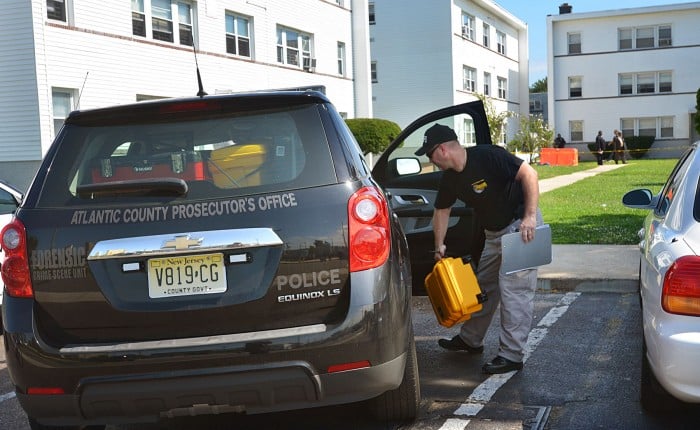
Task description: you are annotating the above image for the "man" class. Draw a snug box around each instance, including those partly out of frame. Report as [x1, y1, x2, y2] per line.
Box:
[595, 131, 606, 165]
[415, 124, 542, 374]
[554, 133, 566, 148]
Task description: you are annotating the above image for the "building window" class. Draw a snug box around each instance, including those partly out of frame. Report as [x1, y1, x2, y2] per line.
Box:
[621, 117, 674, 139]
[636, 27, 654, 49]
[619, 75, 633, 95]
[619, 25, 672, 50]
[638, 117, 656, 137]
[337, 42, 346, 76]
[47, 0, 67, 21]
[659, 72, 672, 92]
[132, 0, 146, 36]
[277, 27, 312, 68]
[660, 116, 674, 137]
[463, 66, 476, 92]
[483, 72, 491, 96]
[619, 72, 673, 95]
[461, 13, 475, 40]
[569, 120, 583, 142]
[496, 30, 506, 55]
[140, 0, 195, 46]
[371, 61, 377, 83]
[225, 13, 251, 57]
[52, 89, 75, 137]
[463, 118, 476, 146]
[483, 23, 490, 47]
[637, 73, 655, 94]
[567, 32, 581, 54]
[658, 25, 672, 47]
[621, 119, 634, 139]
[618, 28, 632, 50]
[369, 2, 375, 24]
[568, 76, 582, 98]
[497, 77, 507, 99]
[529, 98, 542, 112]
[335, 0, 344, 6]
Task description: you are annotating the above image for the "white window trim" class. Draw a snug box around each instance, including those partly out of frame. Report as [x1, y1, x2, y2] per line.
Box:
[463, 66, 476, 92]
[618, 24, 672, 50]
[225, 12, 252, 58]
[620, 116, 675, 139]
[51, 88, 77, 138]
[132, 0, 196, 46]
[277, 26, 313, 69]
[47, 0, 73, 24]
[461, 13, 475, 40]
[496, 30, 506, 55]
[497, 77, 507, 99]
[618, 71, 673, 96]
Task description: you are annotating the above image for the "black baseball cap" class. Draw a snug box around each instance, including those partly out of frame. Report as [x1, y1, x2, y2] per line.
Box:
[414, 124, 458, 156]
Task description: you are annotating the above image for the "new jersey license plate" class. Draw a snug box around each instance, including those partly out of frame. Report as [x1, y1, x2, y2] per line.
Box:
[147, 253, 227, 298]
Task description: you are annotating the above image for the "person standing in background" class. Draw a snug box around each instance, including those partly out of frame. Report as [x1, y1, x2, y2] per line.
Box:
[595, 131, 606, 166]
[554, 133, 566, 149]
[612, 130, 627, 164]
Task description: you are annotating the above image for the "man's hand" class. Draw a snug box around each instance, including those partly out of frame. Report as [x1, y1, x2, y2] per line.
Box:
[434, 244, 446, 261]
[519, 215, 537, 243]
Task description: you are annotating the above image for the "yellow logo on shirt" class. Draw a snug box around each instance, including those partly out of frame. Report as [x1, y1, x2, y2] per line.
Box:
[472, 179, 487, 194]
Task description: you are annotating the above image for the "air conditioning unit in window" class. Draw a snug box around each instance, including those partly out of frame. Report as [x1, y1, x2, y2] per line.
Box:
[303, 58, 317, 72]
[462, 26, 468, 36]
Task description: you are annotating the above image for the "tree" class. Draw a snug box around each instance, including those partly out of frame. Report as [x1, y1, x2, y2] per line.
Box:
[474, 93, 515, 145]
[345, 118, 401, 155]
[530, 77, 547, 93]
[506, 114, 553, 164]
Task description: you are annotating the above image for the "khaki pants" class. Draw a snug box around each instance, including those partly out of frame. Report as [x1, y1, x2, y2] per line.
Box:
[460, 211, 543, 362]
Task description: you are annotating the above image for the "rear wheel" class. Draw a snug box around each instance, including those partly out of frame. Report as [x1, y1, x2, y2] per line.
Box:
[367, 332, 420, 423]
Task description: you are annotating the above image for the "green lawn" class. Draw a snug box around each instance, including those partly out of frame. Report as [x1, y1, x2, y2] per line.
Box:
[536, 159, 679, 244]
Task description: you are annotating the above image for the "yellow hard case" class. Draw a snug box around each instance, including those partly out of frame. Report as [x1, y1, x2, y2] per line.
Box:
[424, 257, 487, 328]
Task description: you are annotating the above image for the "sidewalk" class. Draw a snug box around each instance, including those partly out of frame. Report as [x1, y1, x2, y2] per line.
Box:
[536, 163, 639, 293]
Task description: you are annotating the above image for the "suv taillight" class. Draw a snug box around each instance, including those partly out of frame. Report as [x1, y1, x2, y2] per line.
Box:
[348, 186, 390, 272]
[1, 219, 33, 298]
[662, 255, 700, 316]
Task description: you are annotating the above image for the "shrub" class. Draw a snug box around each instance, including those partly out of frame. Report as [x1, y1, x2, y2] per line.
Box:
[345, 118, 401, 155]
[625, 135, 655, 159]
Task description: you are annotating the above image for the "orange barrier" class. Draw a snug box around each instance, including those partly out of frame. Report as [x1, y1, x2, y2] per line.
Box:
[540, 147, 578, 166]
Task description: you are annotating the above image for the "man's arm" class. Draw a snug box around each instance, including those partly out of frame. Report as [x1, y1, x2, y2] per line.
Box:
[514, 161, 539, 243]
[432, 207, 451, 260]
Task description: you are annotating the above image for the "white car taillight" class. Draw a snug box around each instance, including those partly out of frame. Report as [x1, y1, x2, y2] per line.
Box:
[662, 255, 700, 316]
[348, 186, 390, 272]
[1, 219, 33, 298]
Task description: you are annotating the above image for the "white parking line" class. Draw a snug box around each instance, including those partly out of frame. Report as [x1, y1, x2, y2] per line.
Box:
[451, 292, 581, 419]
[0, 391, 16, 403]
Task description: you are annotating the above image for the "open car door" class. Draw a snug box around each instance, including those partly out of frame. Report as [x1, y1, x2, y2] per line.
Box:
[372, 100, 492, 294]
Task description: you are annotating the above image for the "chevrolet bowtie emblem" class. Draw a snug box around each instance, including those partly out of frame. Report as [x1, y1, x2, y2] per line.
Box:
[162, 235, 202, 250]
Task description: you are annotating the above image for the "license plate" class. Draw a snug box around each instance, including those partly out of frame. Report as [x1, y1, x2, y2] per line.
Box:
[147, 253, 227, 298]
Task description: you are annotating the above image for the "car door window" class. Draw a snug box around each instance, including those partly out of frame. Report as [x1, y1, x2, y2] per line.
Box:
[656, 148, 693, 217]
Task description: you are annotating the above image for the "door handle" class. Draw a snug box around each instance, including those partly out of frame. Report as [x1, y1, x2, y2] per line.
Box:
[395, 194, 428, 205]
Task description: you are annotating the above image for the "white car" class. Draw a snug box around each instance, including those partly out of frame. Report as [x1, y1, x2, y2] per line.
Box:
[623, 142, 700, 413]
[0, 180, 23, 325]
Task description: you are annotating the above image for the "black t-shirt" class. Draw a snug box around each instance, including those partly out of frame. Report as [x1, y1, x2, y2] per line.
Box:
[434, 145, 524, 231]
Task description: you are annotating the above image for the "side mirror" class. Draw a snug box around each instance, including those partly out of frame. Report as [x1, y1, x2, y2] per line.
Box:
[388, 157, 421, 177]
[622, 189, 655, 209]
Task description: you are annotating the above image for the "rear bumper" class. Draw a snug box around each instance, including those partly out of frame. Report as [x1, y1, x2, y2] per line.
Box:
[18, 352, 406, 426]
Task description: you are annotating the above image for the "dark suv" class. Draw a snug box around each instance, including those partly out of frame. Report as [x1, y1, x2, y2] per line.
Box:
[1, 92, 419, 429]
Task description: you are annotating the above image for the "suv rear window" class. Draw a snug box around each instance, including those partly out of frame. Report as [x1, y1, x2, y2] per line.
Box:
[37, 104, 337, 207]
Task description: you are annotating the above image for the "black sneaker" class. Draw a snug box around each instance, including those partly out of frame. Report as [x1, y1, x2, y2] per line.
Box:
[482, 356, 523, 374]
[437, 335, 483, 354]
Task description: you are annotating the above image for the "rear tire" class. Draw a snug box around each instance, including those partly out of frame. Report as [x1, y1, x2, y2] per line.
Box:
[367, 334, 420, 423]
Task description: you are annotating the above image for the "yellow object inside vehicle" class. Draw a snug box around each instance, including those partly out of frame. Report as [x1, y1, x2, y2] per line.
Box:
[208, 144, 267, 188]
